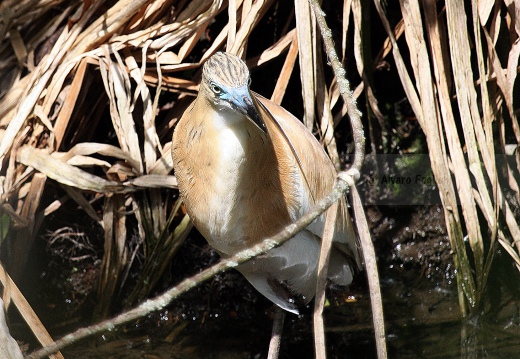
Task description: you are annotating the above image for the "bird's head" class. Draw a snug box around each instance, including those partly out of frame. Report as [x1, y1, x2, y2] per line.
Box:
[201, 52, 267, 134]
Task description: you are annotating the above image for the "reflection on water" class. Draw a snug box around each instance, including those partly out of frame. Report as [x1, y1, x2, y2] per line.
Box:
[50, 269, 520, 359]
[391, 318, 520, 358]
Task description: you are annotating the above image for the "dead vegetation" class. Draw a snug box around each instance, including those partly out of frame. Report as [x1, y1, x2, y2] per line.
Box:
[0, 0, 519, 357]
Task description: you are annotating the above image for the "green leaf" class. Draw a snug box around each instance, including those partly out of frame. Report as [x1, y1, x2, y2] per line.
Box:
[0, 213, 10, 244]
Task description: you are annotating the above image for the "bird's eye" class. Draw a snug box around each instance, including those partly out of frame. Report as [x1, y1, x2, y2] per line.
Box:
[211, 83, 222, 94]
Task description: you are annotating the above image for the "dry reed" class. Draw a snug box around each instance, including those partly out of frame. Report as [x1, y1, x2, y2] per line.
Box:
[0, 0, 518, 357]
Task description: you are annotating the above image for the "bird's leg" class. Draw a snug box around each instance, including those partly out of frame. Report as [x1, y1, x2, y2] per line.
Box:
[267, 307, 285, 359]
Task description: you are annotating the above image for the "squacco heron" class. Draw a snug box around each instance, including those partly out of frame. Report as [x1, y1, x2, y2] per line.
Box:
[172, 52, 361, 314]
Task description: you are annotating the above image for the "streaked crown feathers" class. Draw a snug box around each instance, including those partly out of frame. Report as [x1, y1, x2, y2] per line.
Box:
[202, 52, 250, 88]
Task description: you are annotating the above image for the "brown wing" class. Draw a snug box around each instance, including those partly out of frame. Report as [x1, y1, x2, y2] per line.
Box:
[254, 93, 362, 270]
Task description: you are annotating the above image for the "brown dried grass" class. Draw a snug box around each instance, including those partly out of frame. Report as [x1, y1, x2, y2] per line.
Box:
[373, 0, 520, 315]
[0, 0, 519, 355]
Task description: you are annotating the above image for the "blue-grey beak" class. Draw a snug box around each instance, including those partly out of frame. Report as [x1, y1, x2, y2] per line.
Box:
[227, 86, 267, 134]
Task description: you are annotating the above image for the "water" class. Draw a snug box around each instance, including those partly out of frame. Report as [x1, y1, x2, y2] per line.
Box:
[41, 267, 519, 359]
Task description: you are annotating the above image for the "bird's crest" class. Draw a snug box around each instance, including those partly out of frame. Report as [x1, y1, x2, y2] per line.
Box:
[203, 52, 250, 88]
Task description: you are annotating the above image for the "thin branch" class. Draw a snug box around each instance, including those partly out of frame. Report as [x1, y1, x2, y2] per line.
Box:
[308, 1, 387, 358]
[308, 0, 364, 176]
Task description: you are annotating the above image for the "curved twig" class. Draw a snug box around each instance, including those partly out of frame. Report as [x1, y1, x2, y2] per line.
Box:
[308, 0, 364, 176]
[308, 1, 387, 358]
